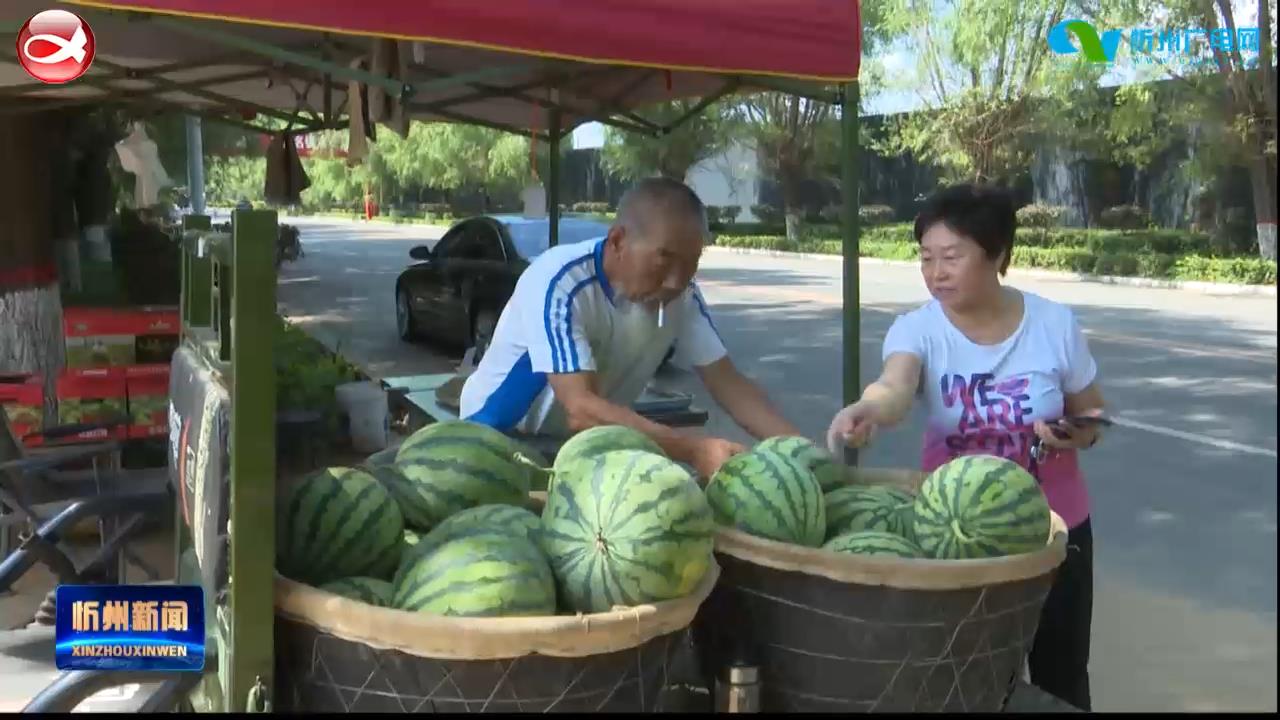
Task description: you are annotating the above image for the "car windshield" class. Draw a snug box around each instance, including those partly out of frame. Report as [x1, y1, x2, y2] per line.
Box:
[505, 218, 610, 260]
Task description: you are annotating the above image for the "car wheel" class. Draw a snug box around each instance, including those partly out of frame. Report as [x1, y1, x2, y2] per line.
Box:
[471, 308, 499, 364]
[396, 287, 419, 341]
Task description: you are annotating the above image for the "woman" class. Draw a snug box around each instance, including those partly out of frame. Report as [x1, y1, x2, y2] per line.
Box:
[827, 184, 1105, 711]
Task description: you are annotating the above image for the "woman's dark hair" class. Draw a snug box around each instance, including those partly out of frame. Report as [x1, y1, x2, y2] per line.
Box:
[913, 184, 1017, 275]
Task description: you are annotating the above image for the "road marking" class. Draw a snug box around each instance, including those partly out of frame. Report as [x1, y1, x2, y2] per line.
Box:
[698, 281, 1278, 366]
[1110, 416, 1278, 459]
[1083, 330, 1277, 365]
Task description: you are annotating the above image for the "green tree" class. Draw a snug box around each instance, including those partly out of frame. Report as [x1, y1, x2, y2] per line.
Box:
[737, 94, 835, 240]
[600, 100, 736, 182]
[1117, 0, 1278, 258]
[874, 0, 1107, 185]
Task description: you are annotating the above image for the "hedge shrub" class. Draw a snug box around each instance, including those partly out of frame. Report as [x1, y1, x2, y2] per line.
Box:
[711, 232, 1277, 285]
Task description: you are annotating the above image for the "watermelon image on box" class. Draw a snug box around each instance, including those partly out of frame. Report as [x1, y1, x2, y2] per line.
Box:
[63, 308, 137, 369]
[55, 369, 128, 441]
[125, 364, 171, 439]
[133, 308, 180, 364]
[0, 373, 44, 447]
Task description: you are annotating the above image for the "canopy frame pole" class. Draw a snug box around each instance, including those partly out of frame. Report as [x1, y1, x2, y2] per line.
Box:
[108, 13, 417, 100]
[548, 107, 562, 247]
[90, 57, 308, 126]
[662, 79, 742, 133]
[840, 80, 862, 466]
[743, 75, 838, 103]
[410, 63, 657, 137]
[225, 208, 278, 712]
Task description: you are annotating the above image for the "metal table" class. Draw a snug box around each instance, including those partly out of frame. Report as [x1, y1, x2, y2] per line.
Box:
[381, 373, 710, 452]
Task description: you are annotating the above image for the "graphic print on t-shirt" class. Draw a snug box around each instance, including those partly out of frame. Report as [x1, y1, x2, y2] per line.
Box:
[940, 371, 1036, 465]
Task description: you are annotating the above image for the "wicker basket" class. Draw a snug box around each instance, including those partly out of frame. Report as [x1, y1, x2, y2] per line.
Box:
[692, 466, 1069, 713]
[272, 559, 719, 712]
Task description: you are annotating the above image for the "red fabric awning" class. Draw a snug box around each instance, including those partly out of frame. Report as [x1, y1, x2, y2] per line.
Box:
[67, 0, 861, 82]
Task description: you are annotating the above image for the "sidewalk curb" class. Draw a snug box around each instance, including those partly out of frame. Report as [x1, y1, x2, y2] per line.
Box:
[705, 246, 1278, 298]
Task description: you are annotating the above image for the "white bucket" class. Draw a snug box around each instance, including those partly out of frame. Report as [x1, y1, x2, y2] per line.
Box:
[335, 381, 389, 453]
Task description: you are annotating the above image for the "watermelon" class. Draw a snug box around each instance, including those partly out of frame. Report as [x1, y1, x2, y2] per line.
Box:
[404, 529, 422, 547]
[541, 449, 714, 613]
[554, 425, 664, 474]
[366, 464, 436, 531]
[704, 448, 825, 547]
[911, 455, 1052, 559]
[754, 435, 846, 492]
[823, 530, 924, 558]
[393, 420, 545, 526]
[395, 504, 543, 583]
[277, 467, 405, 585]
[393, 536, 557, 617]
[319, 577, 395, 606]
[363, 445, 400, 468]
[824, 484, 915, 539]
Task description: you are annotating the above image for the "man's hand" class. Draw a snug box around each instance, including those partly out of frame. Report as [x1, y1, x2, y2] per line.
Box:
[688, 436, 748, 482]
[697, 357, 801, 440]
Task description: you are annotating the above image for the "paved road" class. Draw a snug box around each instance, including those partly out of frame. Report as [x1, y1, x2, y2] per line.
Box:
[275, 216, 1278, 712]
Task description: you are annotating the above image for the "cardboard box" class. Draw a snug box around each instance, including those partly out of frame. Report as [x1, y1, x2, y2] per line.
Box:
[125, 364, 171, 439]
[55, 369, 128, 442]
[63, 307, 180, 370]
[134, 308, 180, 365]
[0, 373, 44, 447]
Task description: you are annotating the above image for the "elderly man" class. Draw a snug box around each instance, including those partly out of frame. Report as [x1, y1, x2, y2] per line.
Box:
[460, 177, 800, 479]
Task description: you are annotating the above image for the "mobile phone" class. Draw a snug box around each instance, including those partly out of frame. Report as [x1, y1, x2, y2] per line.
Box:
[1062, 415, 1113, 428]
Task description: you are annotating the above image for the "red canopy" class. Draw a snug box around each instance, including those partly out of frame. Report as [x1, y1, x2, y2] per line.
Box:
[2, 0, 860, 135]
[69, 0, 861, 82]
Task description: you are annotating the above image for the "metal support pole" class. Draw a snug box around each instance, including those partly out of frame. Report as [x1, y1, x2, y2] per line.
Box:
[548, 109, 562, 247]
[227, 208, 277, 713]
[840, 81, 862, 466]
[185, 116, 206, 215]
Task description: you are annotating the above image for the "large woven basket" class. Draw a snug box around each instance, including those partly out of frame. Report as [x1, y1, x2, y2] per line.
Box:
[692, 466, 1068, 713]
[273, 559, 719, 712]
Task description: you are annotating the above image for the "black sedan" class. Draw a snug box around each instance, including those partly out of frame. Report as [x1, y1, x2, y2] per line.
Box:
[395, 214, 611, 360]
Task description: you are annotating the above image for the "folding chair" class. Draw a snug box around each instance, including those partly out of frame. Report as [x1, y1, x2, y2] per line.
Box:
[0, 410, 171, 601]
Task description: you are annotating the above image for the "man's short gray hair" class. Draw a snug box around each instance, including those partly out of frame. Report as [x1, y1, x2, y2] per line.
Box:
[614, 177, 709, 241]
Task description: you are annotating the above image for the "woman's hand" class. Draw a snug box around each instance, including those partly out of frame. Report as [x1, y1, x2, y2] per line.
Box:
[1033, 415, 1102, 452]
[826, 399, 883, 455]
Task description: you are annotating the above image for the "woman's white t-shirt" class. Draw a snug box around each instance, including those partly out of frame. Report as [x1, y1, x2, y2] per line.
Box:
[882, 291, 1098, 528]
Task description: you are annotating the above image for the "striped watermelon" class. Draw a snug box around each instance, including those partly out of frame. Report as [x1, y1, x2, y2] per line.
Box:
[554, 425, 664, 474]
[754, 435, 846, 492]
[705, 448, 825, 547]
[395, 504, 543, 584]
[824, 485, 915, 540]
[393, 536, 557, 617]
[394, 420, 545, 526]
[277, 467, 405, 585]
[404, 529, 422, 547]
[823, 530, 924, 558]
[911, 455, 1052, 559]
[319, 577, 395, 606]
[363, 445, 400, 468]
[541, 450, 714, 613]
[365, 464, 436, 531]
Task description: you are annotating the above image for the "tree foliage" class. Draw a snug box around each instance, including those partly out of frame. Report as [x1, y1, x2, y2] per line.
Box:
[600, 100, 736, 182]
[874, 0, 1107, 184]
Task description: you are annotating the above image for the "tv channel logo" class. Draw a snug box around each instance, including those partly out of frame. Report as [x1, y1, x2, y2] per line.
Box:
[55, 585, 205, 672]
[15, 9, 95, 84]
[1049, 18, 1263, 65]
